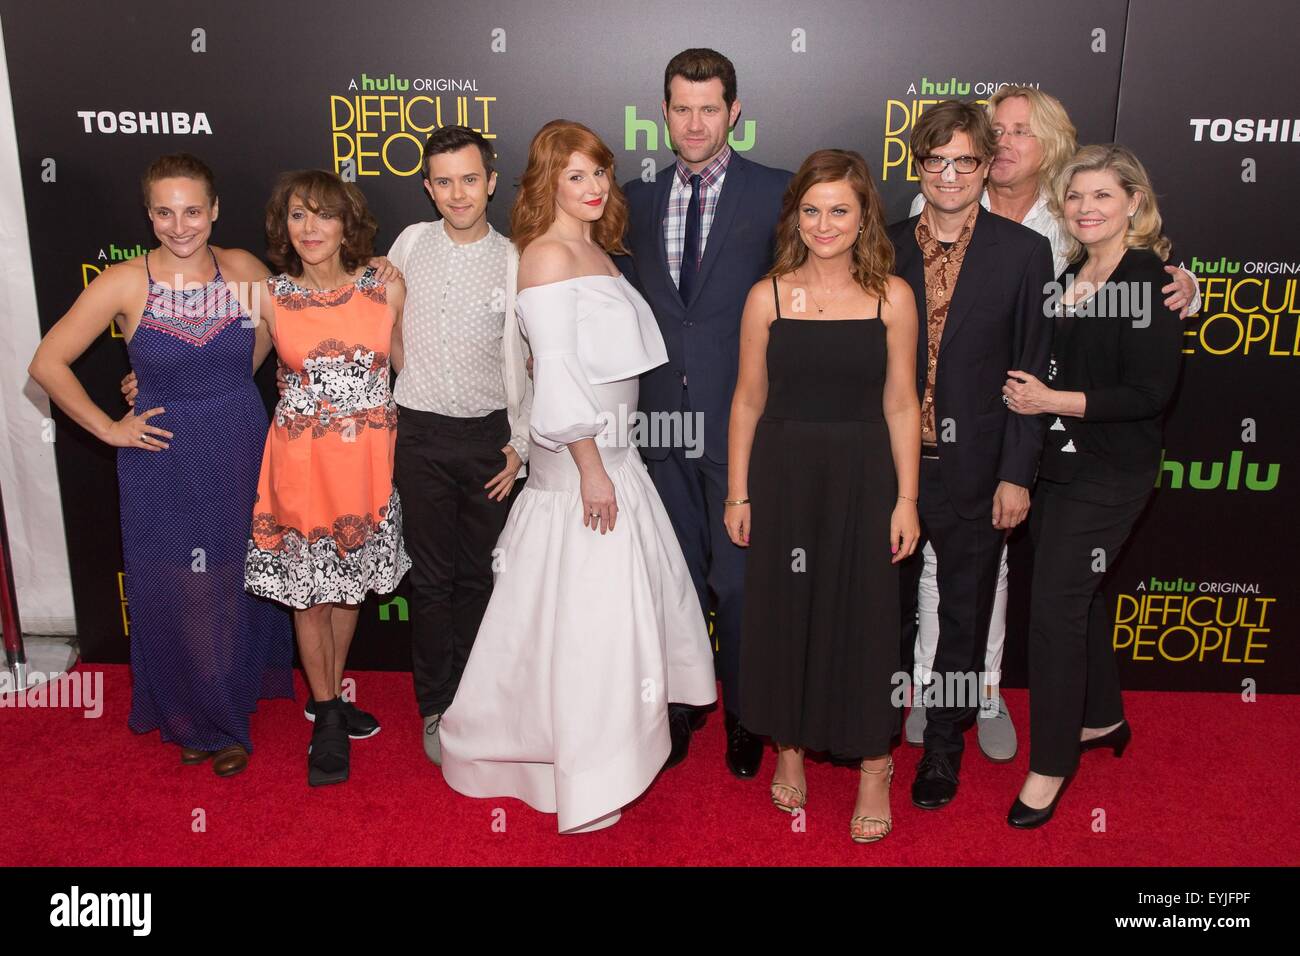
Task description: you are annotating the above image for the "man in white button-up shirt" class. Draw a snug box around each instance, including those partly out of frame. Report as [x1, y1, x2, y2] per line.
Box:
[388, 127, 532, 764]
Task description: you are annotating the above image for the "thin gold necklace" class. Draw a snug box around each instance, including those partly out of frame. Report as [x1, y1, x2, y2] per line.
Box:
[800, 267, 854, 314]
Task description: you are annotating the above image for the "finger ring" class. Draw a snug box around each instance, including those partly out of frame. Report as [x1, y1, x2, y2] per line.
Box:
[590, 511, 600, 518]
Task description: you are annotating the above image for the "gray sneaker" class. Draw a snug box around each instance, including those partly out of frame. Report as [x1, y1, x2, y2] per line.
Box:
[423, 713, 443, 766]
[905, 703, 926, 746]
[977, 696, 1017, 762]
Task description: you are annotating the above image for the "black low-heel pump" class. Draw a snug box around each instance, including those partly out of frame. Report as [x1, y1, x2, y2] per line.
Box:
[1079, 719, 1131, 757]
[1007, 775, 1072, 829]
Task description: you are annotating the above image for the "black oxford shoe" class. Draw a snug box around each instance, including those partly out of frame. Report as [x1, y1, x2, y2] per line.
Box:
[911, 750, 959, 809]
[724, 712, 763, 779]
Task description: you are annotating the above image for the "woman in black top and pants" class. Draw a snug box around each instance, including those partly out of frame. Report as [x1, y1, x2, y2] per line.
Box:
[1002, 144, 1184, 827]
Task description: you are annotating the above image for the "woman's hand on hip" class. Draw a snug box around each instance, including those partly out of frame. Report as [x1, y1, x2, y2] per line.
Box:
[106, 406, 172, 451]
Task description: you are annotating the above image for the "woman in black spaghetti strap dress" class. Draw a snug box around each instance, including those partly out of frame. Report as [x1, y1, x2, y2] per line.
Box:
[727, 150, 921, 844]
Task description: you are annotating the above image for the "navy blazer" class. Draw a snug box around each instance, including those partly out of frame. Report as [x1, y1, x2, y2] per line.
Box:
[618, 153, 791, 462]
[889, 205, 1055, 519]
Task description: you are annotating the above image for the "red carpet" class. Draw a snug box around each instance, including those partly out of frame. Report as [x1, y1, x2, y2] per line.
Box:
[2, 665, 1295, 866]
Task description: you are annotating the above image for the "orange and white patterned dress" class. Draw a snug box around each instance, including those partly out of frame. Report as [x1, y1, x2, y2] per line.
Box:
[244, 267, 410, 608]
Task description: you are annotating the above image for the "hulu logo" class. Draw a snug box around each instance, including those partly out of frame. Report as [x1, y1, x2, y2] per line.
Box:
[919, 76, 972, 96]
[1157, 449, 1279, 491]
[1148, 576, 1196, 593]
[357, 72, 409, 92]
[1189, 256, 1241, 275]
[108, 243, 147, 261]
[623, 106, 755, 153]
[378, 595, 409, 621]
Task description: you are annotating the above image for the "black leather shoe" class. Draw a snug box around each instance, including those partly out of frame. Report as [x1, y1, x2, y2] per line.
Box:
[1007, 776, 1072, 829]
[911, 750, 959, 809]
[724, 712, 763, 779]
[663, 707, 694, 771]
[1079, 720, 1130, 757]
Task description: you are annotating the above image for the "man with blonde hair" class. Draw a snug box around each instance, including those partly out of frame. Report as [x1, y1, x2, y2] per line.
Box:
[903, 88, 1199, 764]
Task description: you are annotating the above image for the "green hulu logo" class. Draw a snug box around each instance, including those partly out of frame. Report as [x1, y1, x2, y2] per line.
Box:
[107, 243, 147, 261]
[623, 106, 756, 152]
[358, 72, 409, 92]
[919, 76, 972, 96]
[1189, 255, 1241, 275]
[1156, 449, 1280, 491]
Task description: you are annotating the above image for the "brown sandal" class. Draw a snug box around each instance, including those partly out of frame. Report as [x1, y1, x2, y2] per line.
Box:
[851, 757, 894, 844]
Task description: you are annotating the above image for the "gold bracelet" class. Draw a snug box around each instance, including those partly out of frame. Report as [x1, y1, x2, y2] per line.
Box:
[898, 494, 918, 502]
[723, 498, 750, 506]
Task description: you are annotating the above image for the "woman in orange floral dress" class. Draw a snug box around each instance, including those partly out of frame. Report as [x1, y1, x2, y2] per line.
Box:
[243, 170, 410, 786]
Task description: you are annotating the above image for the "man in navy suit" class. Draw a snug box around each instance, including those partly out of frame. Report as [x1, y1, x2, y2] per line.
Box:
[618, 49, 791, 777]
[889, 101, 1054, 809]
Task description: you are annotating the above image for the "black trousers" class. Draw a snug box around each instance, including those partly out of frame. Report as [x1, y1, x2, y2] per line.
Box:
[1027, 479, 1148, 776]
[899, 458, 1004, 769]
[394, 405, 511, 717]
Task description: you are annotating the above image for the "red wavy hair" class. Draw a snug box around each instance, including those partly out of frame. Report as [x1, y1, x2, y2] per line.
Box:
[510, 120, 629, 255]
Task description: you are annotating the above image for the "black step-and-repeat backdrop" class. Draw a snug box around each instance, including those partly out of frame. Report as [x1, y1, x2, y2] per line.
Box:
[3, 0, 1295, 690]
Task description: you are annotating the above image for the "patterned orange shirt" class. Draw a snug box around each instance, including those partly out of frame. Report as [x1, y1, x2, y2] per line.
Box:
[916, 204, 978, 444]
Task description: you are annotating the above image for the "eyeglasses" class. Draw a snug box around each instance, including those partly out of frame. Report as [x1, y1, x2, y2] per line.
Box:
[992, 126, 1037, 140]
[918, 155, 981, 174]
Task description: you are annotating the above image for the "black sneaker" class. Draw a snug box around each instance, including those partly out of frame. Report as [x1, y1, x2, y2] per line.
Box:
[307, 706, 350, 787]
[304, 698, 381, 739]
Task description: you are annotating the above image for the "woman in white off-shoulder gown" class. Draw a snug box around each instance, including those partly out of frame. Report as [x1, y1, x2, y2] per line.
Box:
[438, 120, 717, 834]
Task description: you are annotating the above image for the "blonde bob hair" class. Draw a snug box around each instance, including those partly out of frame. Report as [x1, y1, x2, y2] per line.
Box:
[1052, 144, 1171, 263]
[986, 86, 1078, 195]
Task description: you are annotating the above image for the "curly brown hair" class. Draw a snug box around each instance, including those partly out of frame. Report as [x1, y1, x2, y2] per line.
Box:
[510, 120, 628, 255]
[768, 149, 894, 300]
[264, 170, 377, 276]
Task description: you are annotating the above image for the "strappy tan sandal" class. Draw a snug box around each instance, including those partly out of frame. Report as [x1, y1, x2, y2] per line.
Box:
[770, 780, 806, 813]
[851, 757, 894, 843]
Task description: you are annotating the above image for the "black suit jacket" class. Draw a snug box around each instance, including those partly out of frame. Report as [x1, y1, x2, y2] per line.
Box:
[618, 154, 792, 462]
[889, 205, 1055, 519]
[1040, 247, 1185, 498]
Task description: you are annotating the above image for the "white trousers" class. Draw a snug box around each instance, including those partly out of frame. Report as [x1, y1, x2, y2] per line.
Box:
[912, 540, 1009, 699]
